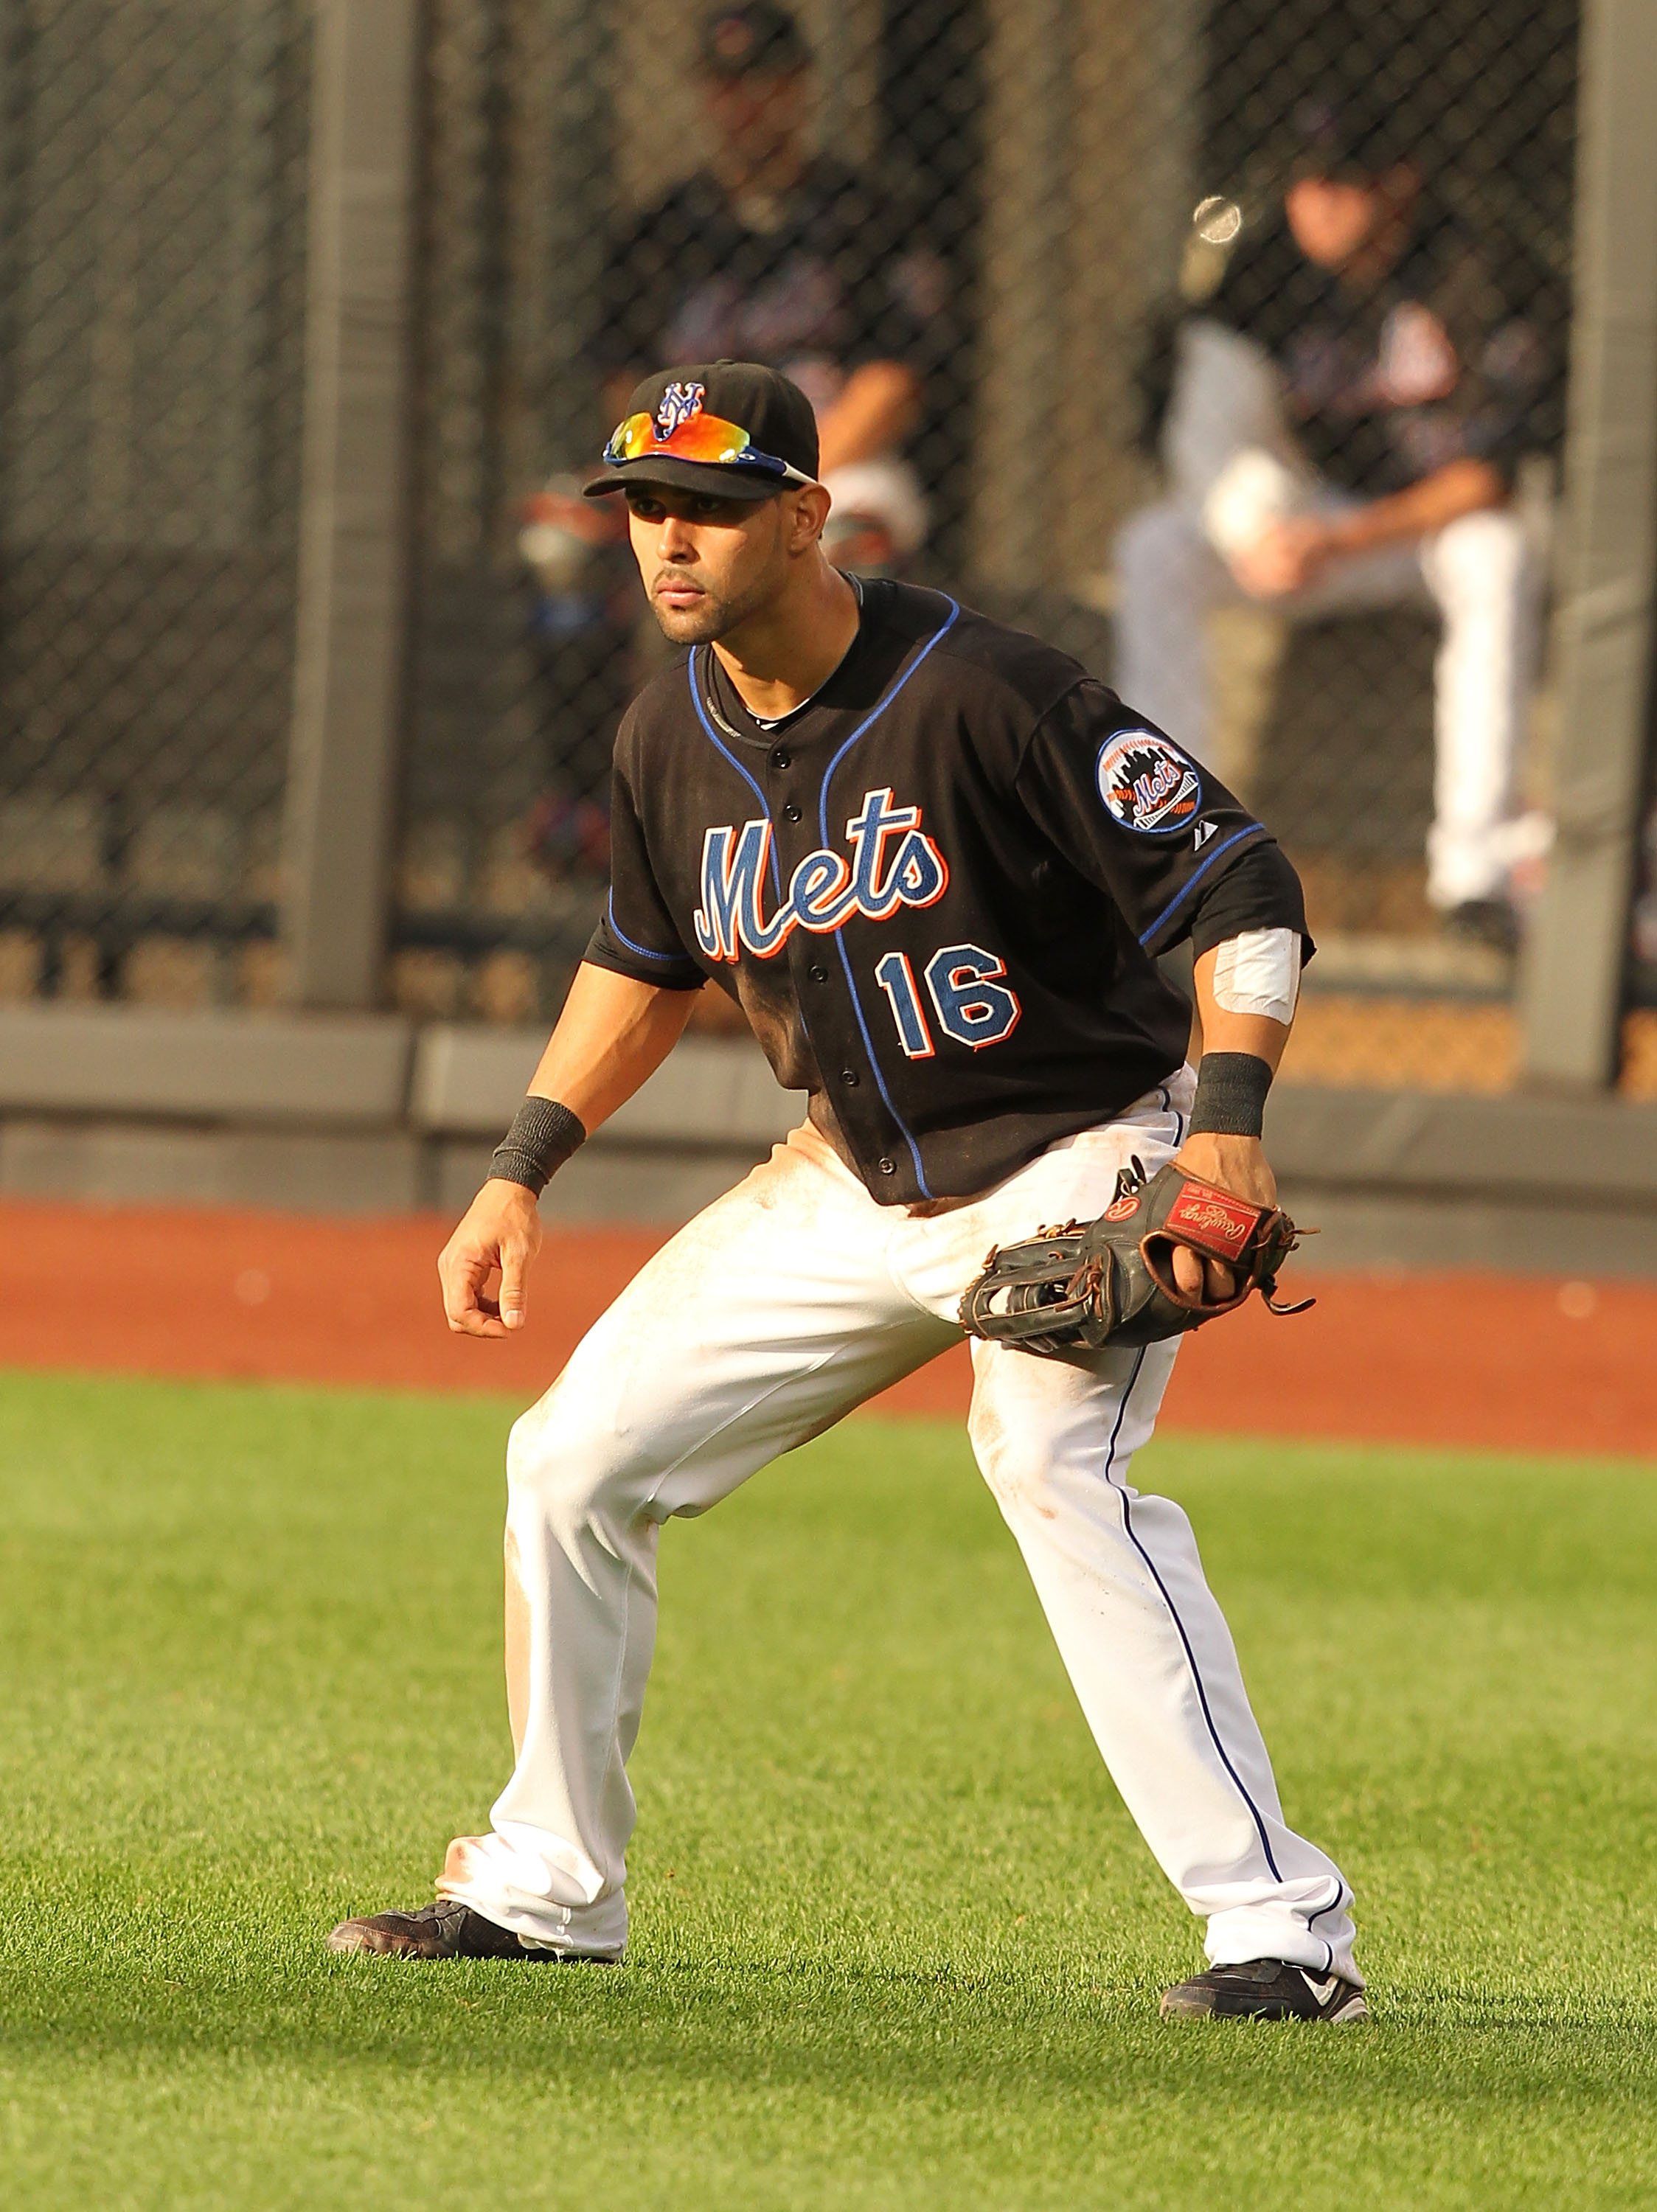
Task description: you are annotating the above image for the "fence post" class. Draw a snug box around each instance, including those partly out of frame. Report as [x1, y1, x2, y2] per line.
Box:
[1518, 0, 1657, 1088]
[970, 0, 1072, 590]
[279, 0, 420, 1012]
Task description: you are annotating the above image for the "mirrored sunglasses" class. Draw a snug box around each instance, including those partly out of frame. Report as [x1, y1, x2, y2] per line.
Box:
[602, 409, 813, 483]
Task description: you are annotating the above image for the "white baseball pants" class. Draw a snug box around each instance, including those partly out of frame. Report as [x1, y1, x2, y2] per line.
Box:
[437, 1077, 1360, 1983]
[1114, 321, 1542, 911]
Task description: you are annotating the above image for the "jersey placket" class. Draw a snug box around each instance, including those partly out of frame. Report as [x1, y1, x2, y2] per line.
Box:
[803, 600, 963, 1199]
[759, 726, 913, 1196]
[688, 649, 914, 1194]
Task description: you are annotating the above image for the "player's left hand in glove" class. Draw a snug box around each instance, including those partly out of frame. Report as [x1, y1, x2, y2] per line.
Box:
[958, 1155, 1312, 1358]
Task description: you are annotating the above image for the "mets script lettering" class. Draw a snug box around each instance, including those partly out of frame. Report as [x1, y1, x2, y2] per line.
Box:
[693, 787, 949, 961]
[1132, 756, 1188, 819]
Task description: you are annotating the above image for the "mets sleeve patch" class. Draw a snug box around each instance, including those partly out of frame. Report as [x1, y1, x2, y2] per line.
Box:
[1095, 731, 1203, 836]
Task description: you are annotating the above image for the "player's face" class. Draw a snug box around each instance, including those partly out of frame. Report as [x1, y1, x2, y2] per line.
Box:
[1285, 167, 1414, 271]
[701, 69, 810, 171]
[625, 485, 791, 644]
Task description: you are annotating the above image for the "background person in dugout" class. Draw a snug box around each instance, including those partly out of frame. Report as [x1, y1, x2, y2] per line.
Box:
[589, 1, 944, 575]
[1114, 93, 1563, 947]
[521, 2, 942, 888]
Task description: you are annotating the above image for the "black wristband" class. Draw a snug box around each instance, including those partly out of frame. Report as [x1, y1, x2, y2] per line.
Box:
[487, 1097, 587, 1196]
[1187, 1051, 1273, 1138]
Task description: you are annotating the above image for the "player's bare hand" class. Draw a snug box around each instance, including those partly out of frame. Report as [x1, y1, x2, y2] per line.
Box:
[1168, 1133, 1278, 1303]
[1227, 515, 1338, 599]
[438, 1179, 543, 1339]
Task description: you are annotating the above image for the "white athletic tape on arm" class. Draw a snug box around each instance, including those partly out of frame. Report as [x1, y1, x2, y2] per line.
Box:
[1211, 928, 1301, 1025]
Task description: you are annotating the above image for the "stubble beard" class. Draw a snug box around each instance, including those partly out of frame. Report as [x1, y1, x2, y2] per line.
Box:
[647, 576, 729, 646]
[646, 560, 779, 647]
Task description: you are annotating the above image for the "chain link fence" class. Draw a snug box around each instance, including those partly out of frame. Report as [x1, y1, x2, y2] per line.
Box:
[0, 0, 309, 1008]
[395, 0, 1597, 1086]
[6, 0, 1652, 1095]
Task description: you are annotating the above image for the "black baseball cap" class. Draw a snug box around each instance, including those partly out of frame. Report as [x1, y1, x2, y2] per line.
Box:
[1283, 89, 1414, 181]
[584, 361, 820, 503]
[698, 3, 810, 78]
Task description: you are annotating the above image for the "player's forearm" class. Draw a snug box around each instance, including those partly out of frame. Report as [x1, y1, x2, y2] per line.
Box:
[445, 961, 689, 1340]
[1177, 944, 1293, 1206]
[1323, 457, 1505, 557]
[525, 961, 698, 1133]
[816, 361, 922, 473]
[1191, 945, 1291, 1073]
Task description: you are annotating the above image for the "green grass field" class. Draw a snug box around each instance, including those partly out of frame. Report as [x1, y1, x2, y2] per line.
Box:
[1, 1368, 1655, 2209]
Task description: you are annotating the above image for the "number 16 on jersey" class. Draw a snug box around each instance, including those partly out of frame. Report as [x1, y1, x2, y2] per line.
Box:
[874, 944, 1021, 1057]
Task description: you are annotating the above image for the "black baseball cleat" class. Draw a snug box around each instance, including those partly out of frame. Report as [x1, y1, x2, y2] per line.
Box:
[327, 1899, 617, 1963]
[1159, 1957, 1369, 2023]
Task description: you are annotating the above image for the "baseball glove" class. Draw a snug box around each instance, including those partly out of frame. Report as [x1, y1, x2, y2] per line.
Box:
[958, 1156, 1312, 1358]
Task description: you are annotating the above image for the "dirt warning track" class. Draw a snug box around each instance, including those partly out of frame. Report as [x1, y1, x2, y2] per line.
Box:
[1, 1197, 1652, 1458]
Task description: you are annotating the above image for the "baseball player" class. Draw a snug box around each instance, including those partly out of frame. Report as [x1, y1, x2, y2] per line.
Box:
[330, 363, 1365, 2023]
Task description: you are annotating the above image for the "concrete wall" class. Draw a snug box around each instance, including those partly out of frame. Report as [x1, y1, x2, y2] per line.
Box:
[4, 1004, 1656, 1276]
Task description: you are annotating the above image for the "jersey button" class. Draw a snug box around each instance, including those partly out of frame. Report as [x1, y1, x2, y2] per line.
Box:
[770, 745, 792, 771]
[808, 962, 828, 982]
[783, 802, 802, 823]
[878, 1156, 896, 1175]
[839, 1068, 858, 1087]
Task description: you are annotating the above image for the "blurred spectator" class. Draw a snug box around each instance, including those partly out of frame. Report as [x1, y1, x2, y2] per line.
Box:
[1116, 93, 1563, 947]
[517, 2, 947, 894]
[591, 1, 946, 575]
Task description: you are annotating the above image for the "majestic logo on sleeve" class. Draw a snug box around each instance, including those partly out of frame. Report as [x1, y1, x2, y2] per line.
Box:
[693, 787, 948, 961]
[1096, 731, 1201, 835]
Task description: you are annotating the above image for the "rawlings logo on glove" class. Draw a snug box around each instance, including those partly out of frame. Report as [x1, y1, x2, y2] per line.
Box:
[958, 1157, 1313, 1358]
[1164, 1183, 1259, 1256]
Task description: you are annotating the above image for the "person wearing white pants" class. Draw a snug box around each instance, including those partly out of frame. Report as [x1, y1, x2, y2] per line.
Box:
[1114, 406, 1543, 916]
[435, 1093, 1356, 1984]
[1116, 100, 1560, 936]
[330, 355, 1365, 2023]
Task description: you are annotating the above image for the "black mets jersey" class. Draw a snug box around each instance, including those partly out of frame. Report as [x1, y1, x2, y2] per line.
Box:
[587, 580, 1307, 1203]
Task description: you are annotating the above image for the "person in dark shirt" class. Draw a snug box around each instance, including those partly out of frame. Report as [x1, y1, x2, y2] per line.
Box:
[591, 1, 944, 572]
[330, 362, 1366, 2025]
[1115, 94, 1563, 944]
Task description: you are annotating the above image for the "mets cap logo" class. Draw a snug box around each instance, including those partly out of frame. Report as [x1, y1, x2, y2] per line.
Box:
[1096, 730, 1202, 836]
[655, 380, 706, 437]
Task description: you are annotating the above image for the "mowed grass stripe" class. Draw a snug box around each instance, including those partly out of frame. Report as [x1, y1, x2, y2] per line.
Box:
[1, 1369, 1654, 2210]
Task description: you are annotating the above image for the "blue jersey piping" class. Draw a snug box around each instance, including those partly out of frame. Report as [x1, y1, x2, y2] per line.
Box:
[688, 650, 783, 897]
[605, 890, 689, 967]
[816, 595, 961, 837]
[684, 600, 960, 1200]
[1136, 825, 1262, 948]
[815, 595, 961, 1200]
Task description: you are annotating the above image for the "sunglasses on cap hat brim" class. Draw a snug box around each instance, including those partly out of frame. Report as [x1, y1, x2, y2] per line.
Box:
[597, 408, 818, 489]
